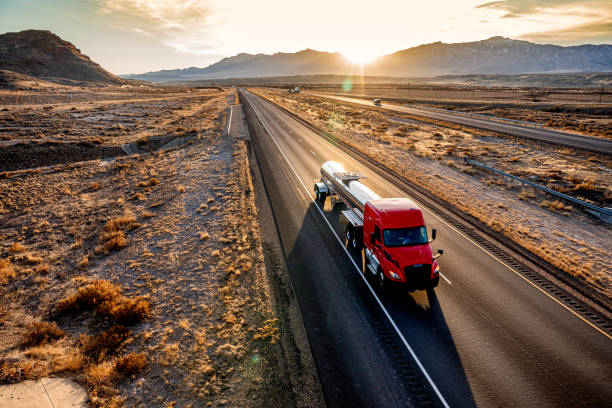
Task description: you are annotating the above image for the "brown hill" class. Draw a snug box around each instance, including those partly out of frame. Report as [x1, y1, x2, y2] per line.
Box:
[0, 30, 122, 84]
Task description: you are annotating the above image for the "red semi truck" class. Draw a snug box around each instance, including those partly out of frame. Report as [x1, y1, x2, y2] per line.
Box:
[314, 161, 443, 291]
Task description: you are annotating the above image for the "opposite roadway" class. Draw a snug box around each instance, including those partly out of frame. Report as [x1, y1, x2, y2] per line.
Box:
[241, 90, 612, 408]
[267, 89, 612, 155]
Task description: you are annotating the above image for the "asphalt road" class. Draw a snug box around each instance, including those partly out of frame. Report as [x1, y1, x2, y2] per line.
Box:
[280, 90, 612, 155]
[241, 90, 612, 408]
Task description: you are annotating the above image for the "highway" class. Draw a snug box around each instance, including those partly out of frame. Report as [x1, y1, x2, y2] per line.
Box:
[271, 89, 612, 155]
[241, 89, 612, 407]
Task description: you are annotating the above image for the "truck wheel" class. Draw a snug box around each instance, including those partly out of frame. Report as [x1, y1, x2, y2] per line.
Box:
[377, 267, 389, 293]
[429, 275, 440, 289]
[345, 225, 362, 251]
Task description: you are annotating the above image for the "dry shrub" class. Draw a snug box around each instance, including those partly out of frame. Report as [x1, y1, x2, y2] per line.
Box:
[57, 280, 151, 324]
[0, 360, 38, 384]
[82, 326, 131, 360]
[78, 256, 89, 269]
[89, 182, 100, 190]
[58, 280, 122, 313]
[102, 297, 151, 325]
[104, 216, 139, 233]
[23, 321, 65, 347]
[103, 231, 127, 251]
[99, 216, 140, 253]
[35, 263, 50, 274]
[573, 179, 598, 194]
[53, 350, 85, 373]
[0, 259, 16, 284]
[140, 210, 154, 219]
[9, 242, 26, 253]
[115, 352, 147, 376]
[176, 184, 186, 193]
[149, 177, 160, 186]
[539, 200, 573, 214]
[199, 231, 210, 240]
[18, 253, 43, 265]
[85, 361, 116, 386]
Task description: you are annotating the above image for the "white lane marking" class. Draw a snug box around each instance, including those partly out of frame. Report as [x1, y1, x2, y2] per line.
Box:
[310, 150, 317, 157]
[261, 89, 610, 339]
[440, 273, 452, 286]
[248, 95, 451, 408]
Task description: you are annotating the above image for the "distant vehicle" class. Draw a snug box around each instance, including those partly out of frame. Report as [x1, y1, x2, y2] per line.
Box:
[373, 98, 382, 106]
[288, 88, 293, 93]
[294, 87, 301, 93]
[314, 161, 442, 291]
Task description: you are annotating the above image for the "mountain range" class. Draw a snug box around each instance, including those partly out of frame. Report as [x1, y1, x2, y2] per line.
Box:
[124, 36, 612, 82]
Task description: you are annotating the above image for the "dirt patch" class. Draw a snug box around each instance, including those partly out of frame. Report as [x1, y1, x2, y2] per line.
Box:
[0, 87, 304, 406]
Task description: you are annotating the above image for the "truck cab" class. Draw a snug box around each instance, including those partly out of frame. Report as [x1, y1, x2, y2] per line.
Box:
[364, 198, 441, 290]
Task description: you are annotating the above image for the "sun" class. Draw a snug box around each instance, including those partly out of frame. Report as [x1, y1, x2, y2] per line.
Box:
[341, 49, 380, 65]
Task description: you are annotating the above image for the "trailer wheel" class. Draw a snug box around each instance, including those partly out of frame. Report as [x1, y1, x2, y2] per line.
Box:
[315, 187, 326, 203]
[345, 225, 353, 246]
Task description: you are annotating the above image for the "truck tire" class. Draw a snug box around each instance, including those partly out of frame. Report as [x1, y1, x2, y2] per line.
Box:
[429, 275, 440, 289]
[345, 225, 362, 250]
[377, 267, 389, 293]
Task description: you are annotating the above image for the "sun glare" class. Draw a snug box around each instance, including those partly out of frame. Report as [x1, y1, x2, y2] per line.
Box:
[341, 50, 380, 65]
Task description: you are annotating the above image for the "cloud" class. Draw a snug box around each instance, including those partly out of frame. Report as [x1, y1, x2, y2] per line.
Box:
[476, 0, 612, 43]
[99, 0, 216, 54]
[520, 18, 612, 44]
[476, 0, 611, 17]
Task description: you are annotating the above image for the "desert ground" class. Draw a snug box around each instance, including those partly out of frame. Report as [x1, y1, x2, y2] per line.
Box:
[0, 84, 318, 407]
[255, 88, 612, 300]
[289, 84, 612, 139]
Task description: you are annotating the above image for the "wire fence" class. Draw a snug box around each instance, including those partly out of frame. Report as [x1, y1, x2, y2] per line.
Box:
[464, 158, 612, 222]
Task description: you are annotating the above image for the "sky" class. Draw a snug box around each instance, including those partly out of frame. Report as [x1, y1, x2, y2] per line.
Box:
[0, 0, 610, 75]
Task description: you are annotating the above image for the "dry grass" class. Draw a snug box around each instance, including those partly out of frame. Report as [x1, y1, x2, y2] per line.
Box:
[98, 216, 140, 254]
[0, 258, 16, 284]
[114, 352, 147, 376]
[0, 360, 38, 384]
[539, 200, 573, 214]
[57, 280, 151, 325]
[9, 242, 26, 253]
[81, 326, 132, 359]
[22, 321, 65, 347]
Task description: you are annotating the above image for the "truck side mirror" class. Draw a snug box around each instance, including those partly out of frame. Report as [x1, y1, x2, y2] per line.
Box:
[370, 233, 376, 245]
[429, 228, 437, 242]
[433, 249, 444, 259]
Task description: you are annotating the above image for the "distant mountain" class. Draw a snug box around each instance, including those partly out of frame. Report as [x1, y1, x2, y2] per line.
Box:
[0, 30, 122, 84]
[125, 37, 612, 82]
[369, 36, 612, 76]
[125, 49, 354, 82]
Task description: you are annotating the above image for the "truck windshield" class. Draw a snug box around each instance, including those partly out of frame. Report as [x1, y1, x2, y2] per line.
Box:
[383, 227, 428, 247]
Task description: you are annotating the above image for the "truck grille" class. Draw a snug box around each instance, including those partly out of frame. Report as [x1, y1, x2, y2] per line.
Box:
[404, 264, 431, 289]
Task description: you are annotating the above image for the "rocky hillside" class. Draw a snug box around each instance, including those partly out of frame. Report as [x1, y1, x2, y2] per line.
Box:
[0, 30, 122, 84]
[125, 37, 612, 82]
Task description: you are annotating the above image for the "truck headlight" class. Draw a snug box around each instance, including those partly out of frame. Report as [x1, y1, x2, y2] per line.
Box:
[389, 271, 401, 280]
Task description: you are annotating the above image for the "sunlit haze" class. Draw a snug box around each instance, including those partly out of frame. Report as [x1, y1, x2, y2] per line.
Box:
[1, 0, 610, 74]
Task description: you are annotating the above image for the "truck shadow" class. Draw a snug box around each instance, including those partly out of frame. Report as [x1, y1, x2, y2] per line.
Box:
[317, 201, 477, 408]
